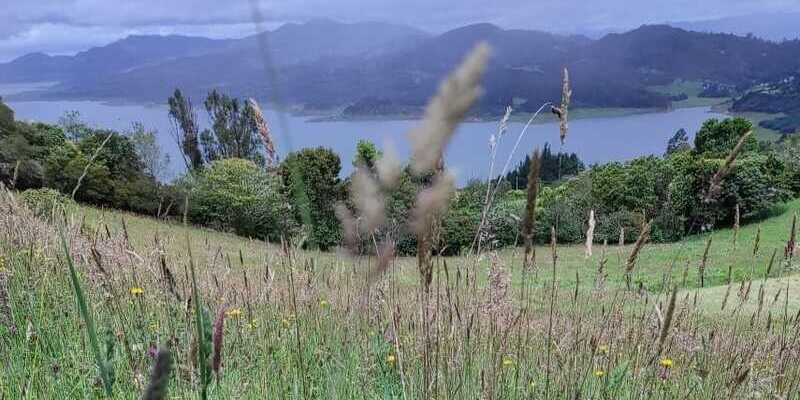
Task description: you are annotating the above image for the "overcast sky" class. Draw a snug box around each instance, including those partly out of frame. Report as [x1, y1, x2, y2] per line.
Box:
[1, 0, 799, 62]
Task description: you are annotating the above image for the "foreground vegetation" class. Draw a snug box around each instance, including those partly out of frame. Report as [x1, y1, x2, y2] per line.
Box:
[1, 182, 799, 399]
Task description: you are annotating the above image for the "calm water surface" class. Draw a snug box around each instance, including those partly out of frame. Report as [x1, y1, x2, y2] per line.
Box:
[3, 85, 725, 183]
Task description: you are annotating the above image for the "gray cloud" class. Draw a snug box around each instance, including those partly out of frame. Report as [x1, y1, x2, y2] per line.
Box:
[1, 0, 798, 61]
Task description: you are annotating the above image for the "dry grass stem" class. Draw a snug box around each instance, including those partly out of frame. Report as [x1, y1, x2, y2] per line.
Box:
[408, 43, 490, 174]
[247, 98, 277, 166]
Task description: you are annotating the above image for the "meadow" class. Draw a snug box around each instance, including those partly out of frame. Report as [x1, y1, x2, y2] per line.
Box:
[1, 185, 798, 399]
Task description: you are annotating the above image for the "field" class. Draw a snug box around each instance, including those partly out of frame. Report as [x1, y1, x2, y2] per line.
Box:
[1, 187, 799, 399]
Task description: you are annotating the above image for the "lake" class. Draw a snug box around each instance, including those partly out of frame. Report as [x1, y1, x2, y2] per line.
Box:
[3, 86, 725, 183]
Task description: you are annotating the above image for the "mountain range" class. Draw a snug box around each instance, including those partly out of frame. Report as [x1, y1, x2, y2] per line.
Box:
[2, 18, 799, 117]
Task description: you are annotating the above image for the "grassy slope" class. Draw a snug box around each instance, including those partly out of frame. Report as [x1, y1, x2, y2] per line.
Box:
[80, 198, 800, 294]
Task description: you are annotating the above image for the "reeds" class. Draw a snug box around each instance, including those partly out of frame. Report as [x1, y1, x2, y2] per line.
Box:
[521, 149, 541, 269]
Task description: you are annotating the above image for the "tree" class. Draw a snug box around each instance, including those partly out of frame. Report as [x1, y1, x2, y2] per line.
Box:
[505, 142, 584, 187]
[665, 128, 691, 156]
[353, 139, 382, 169]
[168, 89, 203, 170]
[58, 111, 92, 142]
[279, 147, 344, 250]
[694, 118, 758, 157]
[128, 122, 170, 180]
[201, 90, 263, 165]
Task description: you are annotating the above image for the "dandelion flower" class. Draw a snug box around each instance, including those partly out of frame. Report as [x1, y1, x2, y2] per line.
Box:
[149, 322, 159, 332]
[386, 354, 396, 365]
[246, 320, 258, 330]
[659, 358, 674, 369]
[598, 344, 609, 355]
[502, 357, 514, 368]
[225, 308, 243, 319]
[594, 369, 606, 378]
[130, 287, 144, 296]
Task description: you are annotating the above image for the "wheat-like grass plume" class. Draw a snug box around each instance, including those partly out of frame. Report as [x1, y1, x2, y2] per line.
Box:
[625, 219, 653, 289]
[521, 149, 541, 269]
[247, 98, 277, 166]
[376, 142, 401, 189]
[142, 348, 173, 400]
[411, 172, 455, 289]
[705, 130, 753, 202]
[786, 212, 797, 260]
[212, 307, 225, 380]
[585, 209, 596, 258]
[351, 168, 385, 234]
[408, 43, 490, 174]
[699, 235, 713, 287]
[550, 68, 571, 145]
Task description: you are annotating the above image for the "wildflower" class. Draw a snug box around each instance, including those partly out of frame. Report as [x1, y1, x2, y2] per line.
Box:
[225, 308, 243, 319]
[130, 287, 144, 296]
[281, 318, 291, 328]
[149, 322, 159, 332]
[0, 255, 6, 271]
[594, 369, 606, 378]
[502, 357, 514, 368]
[598, 344, 609, 355]
[659, 358, 674, 369]
[319, 299, 329, 309]
[386, 354, 396, 366]
[246, 319, 258, 330]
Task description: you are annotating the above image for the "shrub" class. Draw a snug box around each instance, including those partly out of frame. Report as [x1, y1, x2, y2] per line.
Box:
[190, 158, 294, 241]
[279, 148, 344, 250]
[18, 188, 76, 219]
[694, 118, 758, 158]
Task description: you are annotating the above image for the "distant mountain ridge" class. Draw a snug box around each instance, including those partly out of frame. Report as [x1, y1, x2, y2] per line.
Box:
[3, 20, 800, 117]
[670, 12, 800, 42]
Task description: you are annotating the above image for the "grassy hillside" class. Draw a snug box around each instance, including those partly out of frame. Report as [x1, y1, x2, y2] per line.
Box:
[79, 198, 800, 292]
[2, 188, 800, 399]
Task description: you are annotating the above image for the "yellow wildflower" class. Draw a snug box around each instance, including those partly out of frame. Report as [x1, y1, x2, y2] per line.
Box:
[319, 299, 329, 308]
[246, 319, 258, 330]
[226, 308, 243, 319]
[129, 287, 144, 296]
[598, 344, 609, 355]
[149, 322, 159, 332]
[386, 354, 396, 365]
[594, 369, 605, 378]
[659, 358, 674, 369]
[281, 318, 291, 328]
[502, 357, 514, 368]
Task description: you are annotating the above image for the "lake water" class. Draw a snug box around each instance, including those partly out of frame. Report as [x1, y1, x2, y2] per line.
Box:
[3, 84, 726, 183]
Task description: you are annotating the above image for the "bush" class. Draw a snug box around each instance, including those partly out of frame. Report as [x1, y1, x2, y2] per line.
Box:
[279, 148, 345, 250]
[190, 158, 294, 241]
[18, 188, 76, 219]
[694, 118, 758, 158]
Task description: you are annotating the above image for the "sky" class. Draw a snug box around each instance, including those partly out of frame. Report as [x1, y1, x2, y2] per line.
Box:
[1, 0, 800, 62]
